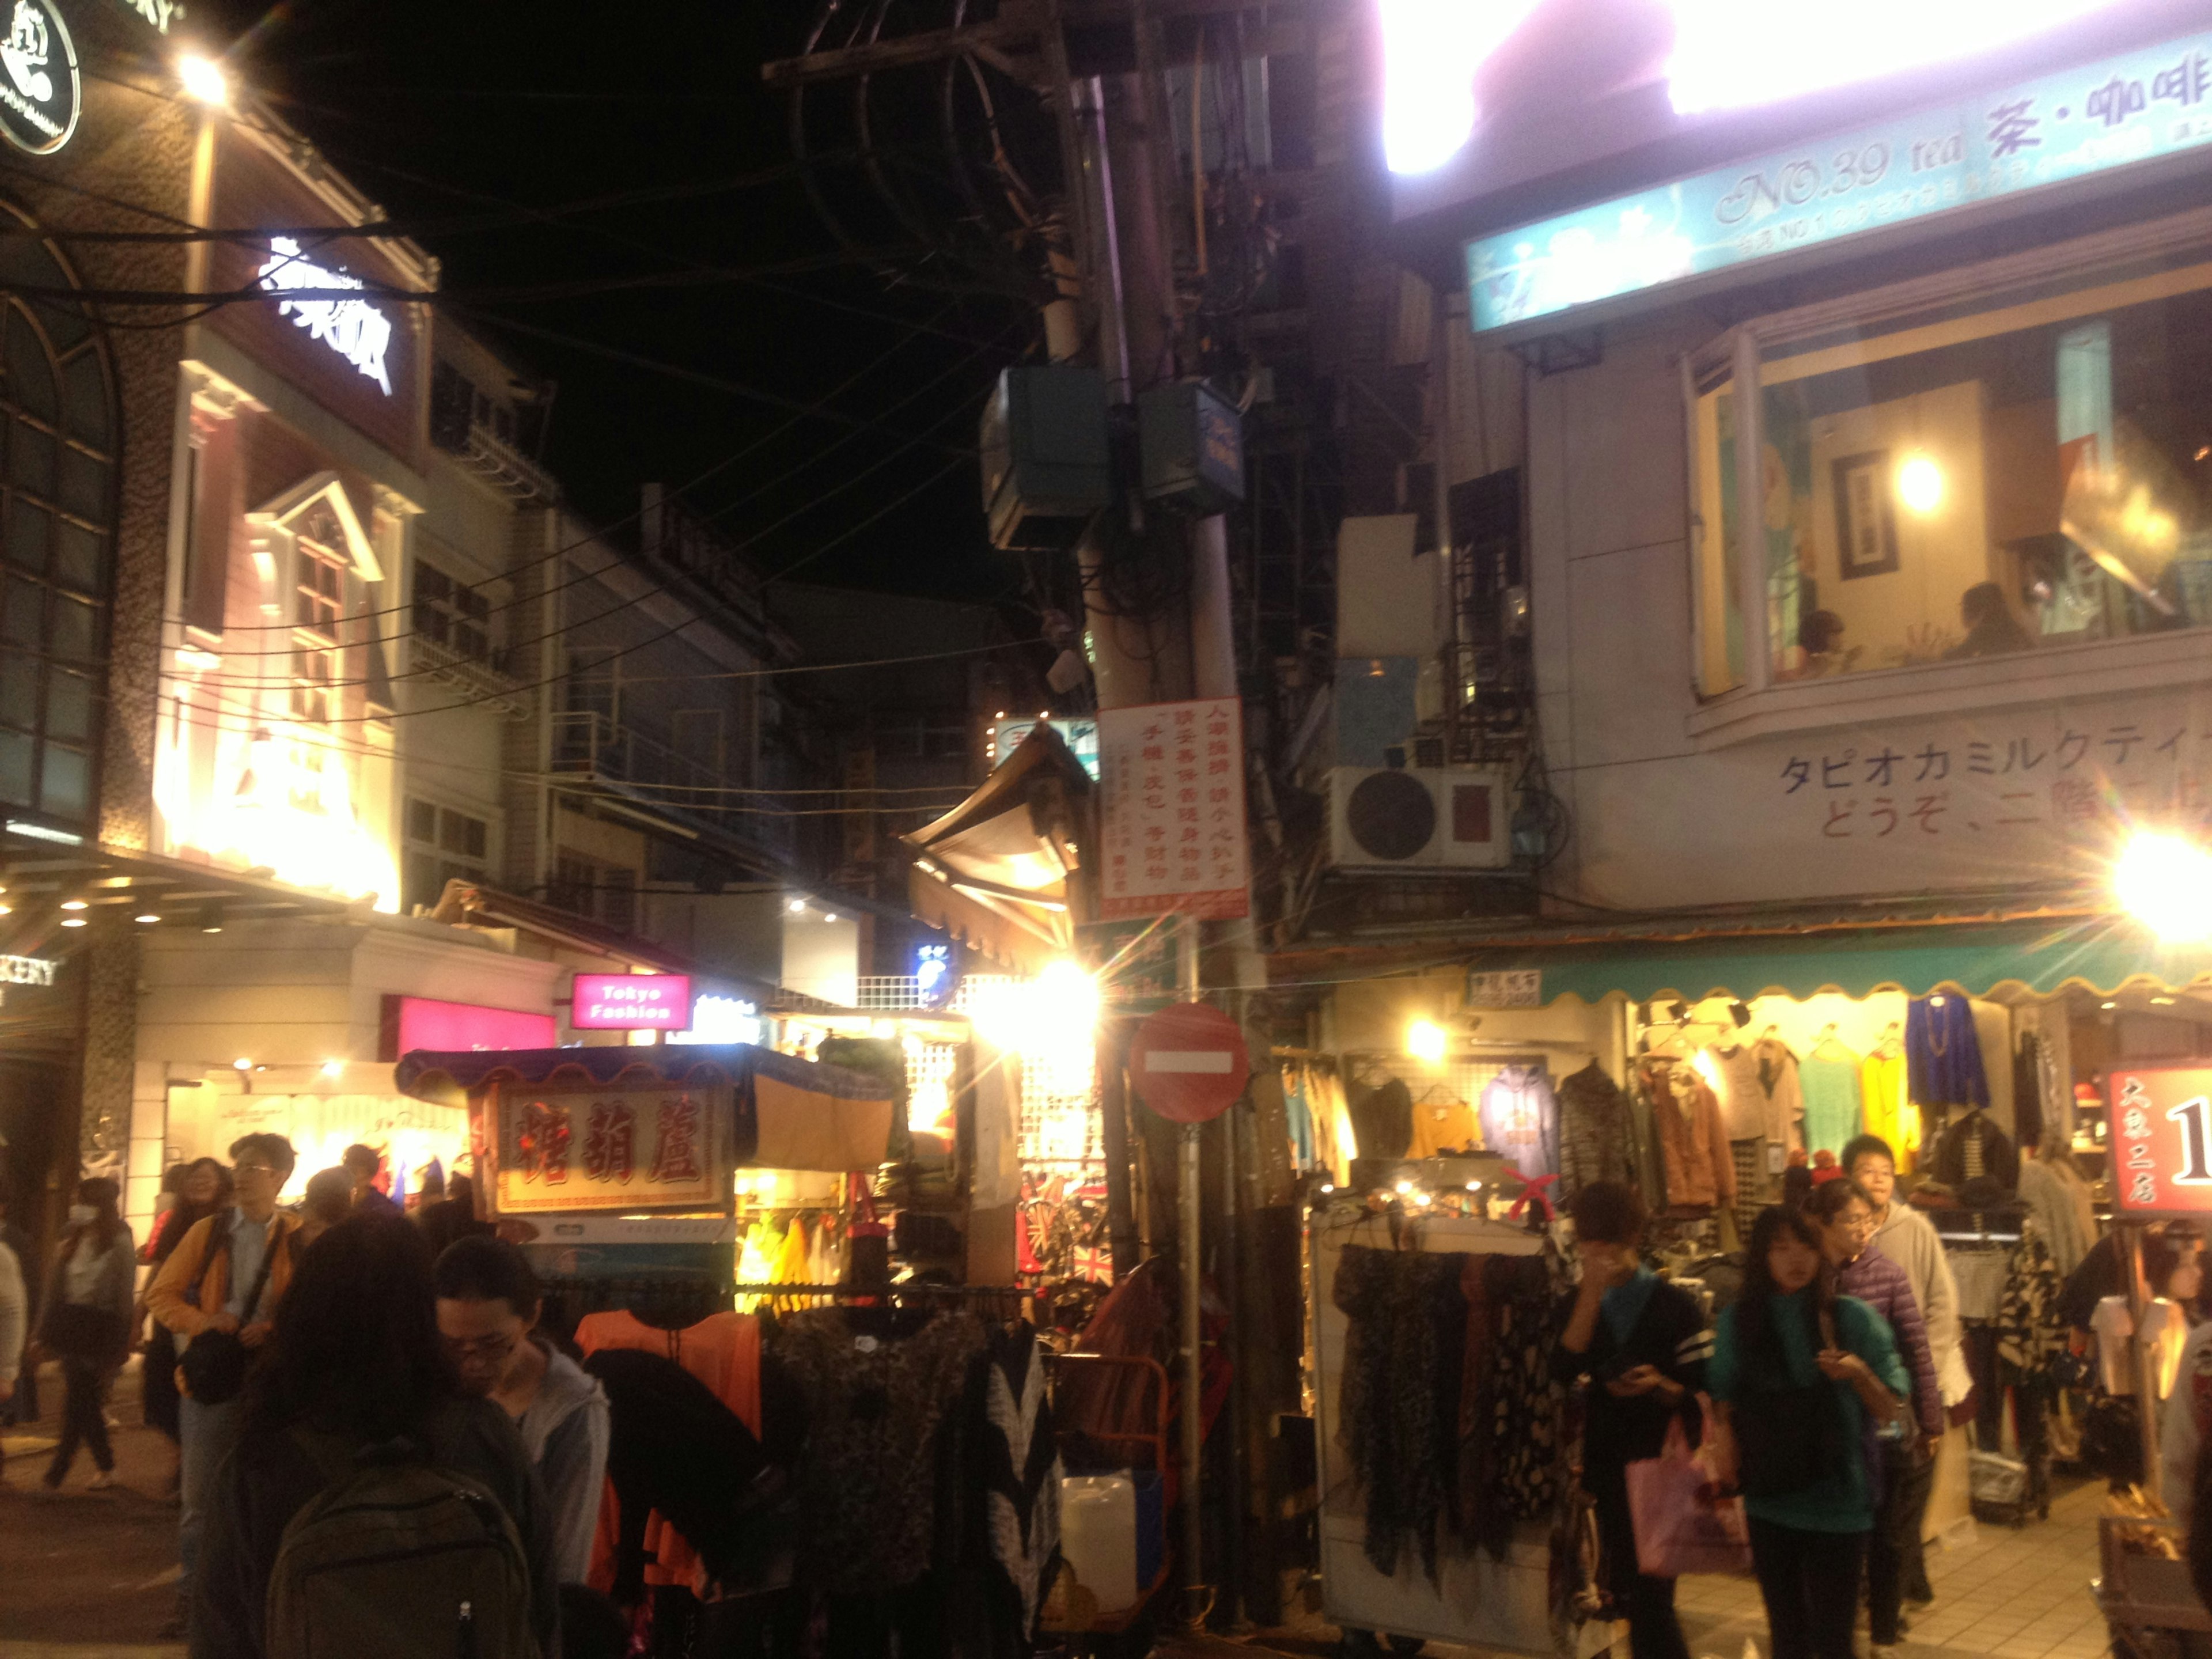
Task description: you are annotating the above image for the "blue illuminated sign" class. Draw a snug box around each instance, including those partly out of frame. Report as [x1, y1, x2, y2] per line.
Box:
[1467, 28, 2212, 333]
[915, 944, 955, 1008]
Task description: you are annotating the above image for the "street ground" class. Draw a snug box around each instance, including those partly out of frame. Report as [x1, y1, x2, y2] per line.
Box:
[0, 1359, 2120, 1659]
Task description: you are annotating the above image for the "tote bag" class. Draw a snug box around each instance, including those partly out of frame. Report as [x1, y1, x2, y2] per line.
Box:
[1625, 1412, 1752, 1578]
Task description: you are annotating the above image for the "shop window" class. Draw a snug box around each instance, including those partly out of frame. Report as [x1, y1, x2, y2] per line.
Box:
[412, 559, 493, 664]
[0, 276, 115, 829]
[1694, 267, 2212, 692]
[403, 796, 491, 914]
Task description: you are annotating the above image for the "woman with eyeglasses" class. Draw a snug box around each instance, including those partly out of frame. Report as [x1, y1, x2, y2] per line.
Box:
[1709, 1203, 1909, 1659]
[1805, 1177, 1944, 1658]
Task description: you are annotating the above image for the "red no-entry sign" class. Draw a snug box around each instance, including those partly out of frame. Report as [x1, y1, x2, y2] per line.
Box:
[1131, 1001, 1250, 1124]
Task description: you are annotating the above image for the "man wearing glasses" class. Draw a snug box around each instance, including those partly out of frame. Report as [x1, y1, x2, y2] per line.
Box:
[146, 1133, 301, 1634]
[432, 1234, 608, 1583]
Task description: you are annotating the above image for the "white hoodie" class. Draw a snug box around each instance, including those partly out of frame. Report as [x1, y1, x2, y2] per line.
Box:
[1874, 1200, 1972, 1408]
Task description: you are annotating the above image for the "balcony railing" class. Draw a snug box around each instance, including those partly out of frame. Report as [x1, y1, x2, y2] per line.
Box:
[551, 708, 729, 807]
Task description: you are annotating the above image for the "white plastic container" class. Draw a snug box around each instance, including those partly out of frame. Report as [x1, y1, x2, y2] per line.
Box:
[1059, 1474, 1139, 1612]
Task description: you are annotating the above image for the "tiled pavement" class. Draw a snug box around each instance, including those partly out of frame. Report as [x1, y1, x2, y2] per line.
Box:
[1675, 1476, 2113, 1658]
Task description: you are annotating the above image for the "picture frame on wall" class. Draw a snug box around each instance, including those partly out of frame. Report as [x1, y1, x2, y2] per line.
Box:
[1832, 449, 1900, 579]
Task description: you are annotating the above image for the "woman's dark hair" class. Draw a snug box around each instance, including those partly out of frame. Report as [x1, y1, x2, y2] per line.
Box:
[1737, 1205, 1838, 1361]
[1568, 1179, 1647, 1247]
[1803, 1178, 1876, 1224]
[160, 1162, 187, 1196]
[433, 1233, 541, 1320]
[63, 1176, 122, 1258]
[248, 1213, 457, 1440]
[2145, 1225, 2202, 1300]
[154, 1157, 233, 1268]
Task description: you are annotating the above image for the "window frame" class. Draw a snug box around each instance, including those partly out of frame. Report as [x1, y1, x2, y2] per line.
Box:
[1683, 202, 2212, 748]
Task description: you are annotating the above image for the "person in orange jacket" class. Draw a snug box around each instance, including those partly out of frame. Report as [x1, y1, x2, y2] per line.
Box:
[143, 1134, 302, 1636]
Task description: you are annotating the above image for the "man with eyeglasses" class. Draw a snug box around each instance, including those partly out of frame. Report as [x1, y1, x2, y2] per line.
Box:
[145, 1132, 301, 1635]
[1807, 1176, 1943, 1659]
[433, 1234, 607, 1583]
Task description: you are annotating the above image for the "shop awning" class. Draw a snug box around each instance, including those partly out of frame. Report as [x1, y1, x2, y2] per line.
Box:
[903, 724, 1092, 975]
[1460, 913, 2212, 1006]
[393, 1041, 896, 1172]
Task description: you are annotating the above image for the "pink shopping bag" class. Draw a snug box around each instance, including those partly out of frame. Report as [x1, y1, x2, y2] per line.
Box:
[1623, 1412, 1752, 1578]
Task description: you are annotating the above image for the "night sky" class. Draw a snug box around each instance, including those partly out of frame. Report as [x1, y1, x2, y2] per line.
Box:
[190, 0, 1043, 607]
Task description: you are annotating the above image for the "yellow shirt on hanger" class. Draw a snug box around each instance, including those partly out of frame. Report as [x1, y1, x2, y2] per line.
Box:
[1408, 1096, 1479, 1158]
[1860, 1051, 1919, 1165]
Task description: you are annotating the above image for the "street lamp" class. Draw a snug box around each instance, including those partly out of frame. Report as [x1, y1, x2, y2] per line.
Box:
[177, 55, 228, 107]
[2115, 830, 2212, 942]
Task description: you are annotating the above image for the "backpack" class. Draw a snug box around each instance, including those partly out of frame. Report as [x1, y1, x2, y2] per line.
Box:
[267, 1429, 537, 1659]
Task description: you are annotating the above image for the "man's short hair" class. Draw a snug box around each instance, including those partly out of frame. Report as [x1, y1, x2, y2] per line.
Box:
[341, 1143, 381, 1178]
[433, 1234, 540, 1319]
[1568, 1180, 1647, 1247]
[302, 1168, 353, 1226]
[1841, 1134, 1896, 1174]
[229, 1132, 297, 1181]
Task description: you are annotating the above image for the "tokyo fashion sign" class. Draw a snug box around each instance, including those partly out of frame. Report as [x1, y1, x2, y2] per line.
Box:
[1468, 25, 2212, 332]
[256, 238, 395, 395]
[570, 972, 692, 1031]
[0, 0, 76, 156]
[2109, 1067, 2212, 1218]
[487, 1081, 730, 1215]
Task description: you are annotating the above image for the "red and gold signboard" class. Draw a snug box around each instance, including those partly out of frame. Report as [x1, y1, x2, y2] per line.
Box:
[485, 1080, 731, 1216]
[2108, 1066, 2212, 1218]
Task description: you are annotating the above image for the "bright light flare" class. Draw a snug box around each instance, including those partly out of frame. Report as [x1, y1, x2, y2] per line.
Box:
[1668, 0, 2123, 115]
[177, 55, 228, 107]
[2116, 831, 2212, 943]
[1379, 0, 1542, 175]
[1406, 1018, 1449, 1065]
[1897, 454, 1945, 515]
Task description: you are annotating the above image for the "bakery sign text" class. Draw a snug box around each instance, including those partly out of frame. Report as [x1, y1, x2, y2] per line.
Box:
[256, 237, 396, 396]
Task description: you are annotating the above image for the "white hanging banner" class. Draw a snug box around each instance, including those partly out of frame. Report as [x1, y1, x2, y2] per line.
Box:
[1098, 696, 1250, 921]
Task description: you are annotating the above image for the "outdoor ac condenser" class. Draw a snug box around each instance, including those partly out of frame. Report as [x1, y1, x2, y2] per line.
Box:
[1326, 765, 1513, 870]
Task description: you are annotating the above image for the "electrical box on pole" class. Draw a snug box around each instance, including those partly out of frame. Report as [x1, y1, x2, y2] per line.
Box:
[1137, 379, 1244, 516]
[980, 365, 1112, 551]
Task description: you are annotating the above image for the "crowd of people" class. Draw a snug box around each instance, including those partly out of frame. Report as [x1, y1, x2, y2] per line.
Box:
[1556, 1140, 2212, 1659]
[0, 1136, 611, 1657]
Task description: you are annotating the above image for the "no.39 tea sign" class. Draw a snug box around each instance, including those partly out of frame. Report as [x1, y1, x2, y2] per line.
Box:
[2109, 1068, 2212, 1218]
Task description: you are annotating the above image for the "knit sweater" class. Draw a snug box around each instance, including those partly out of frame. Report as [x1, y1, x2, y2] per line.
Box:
[1836, 1241, 1944, 1440]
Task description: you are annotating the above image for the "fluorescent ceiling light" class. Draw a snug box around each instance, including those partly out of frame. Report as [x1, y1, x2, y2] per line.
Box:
[1668, 0, 2126, 114]
[1380, 0, 1543, 175]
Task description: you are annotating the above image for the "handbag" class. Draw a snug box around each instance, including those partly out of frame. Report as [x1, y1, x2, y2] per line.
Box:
[1624, 1408, 1752, 1578]
[179, 1218, 279, 1406]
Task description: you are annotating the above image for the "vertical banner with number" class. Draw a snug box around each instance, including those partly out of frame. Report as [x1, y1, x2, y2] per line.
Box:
[2109, 1067, 2212, 1218]
[1098, 696, 1251, 921]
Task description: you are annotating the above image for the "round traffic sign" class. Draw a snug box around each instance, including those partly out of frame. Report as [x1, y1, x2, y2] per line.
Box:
[1130, 1001, 1250, 1124]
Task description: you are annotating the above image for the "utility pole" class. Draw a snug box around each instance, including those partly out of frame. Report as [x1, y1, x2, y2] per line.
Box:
[764, 3, 1261, 1626]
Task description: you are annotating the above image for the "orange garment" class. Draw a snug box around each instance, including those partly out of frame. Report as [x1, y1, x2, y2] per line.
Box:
[576, 1309, 763, 1596]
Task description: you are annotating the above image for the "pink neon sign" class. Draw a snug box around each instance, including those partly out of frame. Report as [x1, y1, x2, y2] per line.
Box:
[571, 973, 693, 1031]
[383, 995, 558, 1056]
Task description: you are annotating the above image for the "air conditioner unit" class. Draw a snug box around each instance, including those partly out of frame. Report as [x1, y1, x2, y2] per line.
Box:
[1327, 765, 1513, 870]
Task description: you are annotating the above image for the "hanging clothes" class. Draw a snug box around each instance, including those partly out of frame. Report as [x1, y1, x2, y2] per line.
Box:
[977, 1323, 1064, 1638]
[2012, 1035, 2047, 1156]
[1931, 1110, 2020, 1192]
[1859, 1045, 1917, 1165]
[1283, 1067, 1317, 1169]
[577, 1310, 766, 1597]
[1555, 1060, 1637, 1201]
[1728, 1141, 1766, 1237]
[1313, 1068, 1357, 1184]
[1479, 1247, 1569, 1547]
[1752, 1036, 1806, 1152]
[1702, 1044, 1769, 1142]
[1907, 996, 1991, 1112]
[1407, 1092, 1480, 1158]
[2016, 1159, 2090, 1275]
[1995, 1221, 2066, 1384]
[772, 1306, 991, 1593]
[1478, 1065, 1559, 1179]
[1333, 1245, 1468, 1582]
[1798, 1050, 1863, 1157]
[1350, 1077, 1415, 1160]
[1641, 1061, 1733, 1210]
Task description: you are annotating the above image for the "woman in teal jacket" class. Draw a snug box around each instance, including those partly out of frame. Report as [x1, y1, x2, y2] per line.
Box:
[1710, 1204, 1908, 1659]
